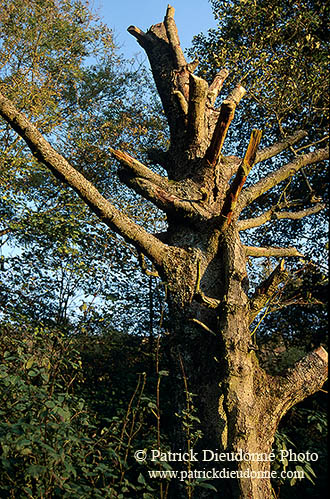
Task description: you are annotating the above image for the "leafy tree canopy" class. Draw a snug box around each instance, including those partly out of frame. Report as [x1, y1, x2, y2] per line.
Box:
[191, 0, 329, 138]
[0, 0, 167, 331]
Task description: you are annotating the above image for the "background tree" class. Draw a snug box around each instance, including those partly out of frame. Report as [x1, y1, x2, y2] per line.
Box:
[0, 3, 167, 496]
[191, 0, 328, 135]
[0, 3, 328, 499]
[0, 0, 167, 334]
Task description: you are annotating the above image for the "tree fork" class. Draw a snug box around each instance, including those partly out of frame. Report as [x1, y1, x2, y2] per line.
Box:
[118, 173, 210, 219]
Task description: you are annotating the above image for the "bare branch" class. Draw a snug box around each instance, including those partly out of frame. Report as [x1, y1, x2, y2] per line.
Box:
[274, 204, 326, 221]
[255, 130, 308, 164]
[0, 91, 167, 266]
[187, 73, 209, 145]
[238, 202, 326, 231]
[118, 173, 211, 220]
[164, 5, 186, 68]
[109, 148, 166, 188]
[221, 129, 262, 227]
[0, 228, 12, 238]
[249, 260, 288, 323]
[208, 69, 230, 106]
[205, 84, 246, 166]
[244, 246, 304, 258]
[190, 318, 217, 336]
[239, 146, 329, 211]
[272, 347, 328, 413]
[270, 296, 325, 311]
[127, 25, 150, 48]
[295, 134, 329, 153]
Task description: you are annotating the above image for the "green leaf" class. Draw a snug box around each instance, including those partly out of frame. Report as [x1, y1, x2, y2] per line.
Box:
[27, 465, 46, 478]
[25, 357, 34, 370]
[138, 473, 146, 485]
[196, 482, 218, 491]
[20, 448, 32, 455]
[45, 400, 56, 409]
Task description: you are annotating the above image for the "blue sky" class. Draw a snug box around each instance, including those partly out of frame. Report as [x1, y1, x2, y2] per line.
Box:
[93, 0, 216, 59]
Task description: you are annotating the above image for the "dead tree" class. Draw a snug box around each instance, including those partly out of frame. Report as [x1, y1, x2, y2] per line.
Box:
[0, 6, 328, 498]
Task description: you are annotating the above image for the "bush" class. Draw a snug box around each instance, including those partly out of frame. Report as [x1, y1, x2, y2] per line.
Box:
[0, 326, 159, 498]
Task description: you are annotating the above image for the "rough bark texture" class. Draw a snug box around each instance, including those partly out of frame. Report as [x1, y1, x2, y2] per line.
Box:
[0, 5, 328, 499]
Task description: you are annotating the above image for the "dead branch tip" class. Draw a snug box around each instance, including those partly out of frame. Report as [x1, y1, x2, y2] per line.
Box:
[315, 346, 328, 364]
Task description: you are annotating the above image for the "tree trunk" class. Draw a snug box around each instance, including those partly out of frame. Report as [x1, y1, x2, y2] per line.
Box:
[159, 226, 270, 497]
[161, 226, 326, 498]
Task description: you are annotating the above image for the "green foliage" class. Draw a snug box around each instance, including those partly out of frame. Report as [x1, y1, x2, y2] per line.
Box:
[0, 324, 327, 498]
[272, 399, 328, 497]
[0, 326, 164, 498]
[0, 0, 167, 335]
[191, 0, 329, 136]
[174, 390, 207, 497]
[0, 0, 114, 124]
[272, 431, 316, 486]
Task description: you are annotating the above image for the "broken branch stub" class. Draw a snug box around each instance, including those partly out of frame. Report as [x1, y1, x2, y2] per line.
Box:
[127, 25, 149, 48]
[220, 129, 262, 227]
[208, 68, 230, 106]
[187, 73, 209, 146]
[205, 84, 246, 166]
[164, 4, 186, 68]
